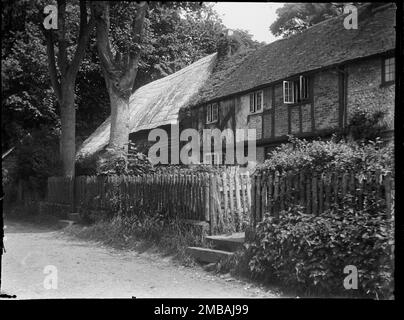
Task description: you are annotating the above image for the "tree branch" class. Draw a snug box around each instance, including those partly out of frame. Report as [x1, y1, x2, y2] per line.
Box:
[129, 2, 148, 64]
[92, 1, 118, 79]
[121, 2, 148, 92]
[57, 0, 68, 76]
[66, 1, 96, 83]
[45, 30, 62, 101]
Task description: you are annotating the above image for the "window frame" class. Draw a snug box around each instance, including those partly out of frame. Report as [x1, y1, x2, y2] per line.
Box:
[381, 56, 395, 86]
[249, 90, 264, 114]
[206, 102, 219, 124]
[203, 152, 221, 165]
[283, 75, 311, 105]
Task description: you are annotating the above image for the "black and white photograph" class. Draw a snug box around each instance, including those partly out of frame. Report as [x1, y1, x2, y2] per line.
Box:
[0, 0, 400, 306]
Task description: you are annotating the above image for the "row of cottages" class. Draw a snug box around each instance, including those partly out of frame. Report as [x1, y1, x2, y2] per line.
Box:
[77, 3, 396, 167]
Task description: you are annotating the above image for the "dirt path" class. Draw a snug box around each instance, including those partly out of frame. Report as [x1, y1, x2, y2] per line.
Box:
[1, 219, 279, 299]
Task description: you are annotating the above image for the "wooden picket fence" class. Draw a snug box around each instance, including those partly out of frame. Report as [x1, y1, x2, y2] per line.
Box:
[46, 169, 251, 234]
[47, 176, 74, 206]
[46, 169, 394, 234]
[250, 170, 395, 226]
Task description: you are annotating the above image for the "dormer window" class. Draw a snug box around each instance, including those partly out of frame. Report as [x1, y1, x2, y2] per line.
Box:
[206, 102, 218, 124]
[249, 90, 263, 113]
[283, 75, 310, 104]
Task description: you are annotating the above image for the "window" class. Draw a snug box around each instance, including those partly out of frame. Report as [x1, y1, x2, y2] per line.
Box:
[203, 152, 220, 165]
[382, 57, 395, 84]
[300, 75, 309, 100]
[283, 75, 310, 104]
[283, 81, 294, 104]
[249, 90, 263, 113]
[206, 102, 218, 123]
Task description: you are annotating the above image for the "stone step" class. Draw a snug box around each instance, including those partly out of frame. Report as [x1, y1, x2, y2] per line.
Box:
[67, 212, 81, 222]
[205, 232, 245, 252]
[58, 219, 75, 228]
[186, 247, 234, 264]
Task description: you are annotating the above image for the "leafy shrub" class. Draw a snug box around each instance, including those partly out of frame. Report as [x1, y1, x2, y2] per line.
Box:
[257, 136, 393, 176]
[12, 127, 62, 196]
[347, 108, 388, 142]
[153, 164, 231, 174]
[77, 141, 154, 176]
[248, 200, 394, 299]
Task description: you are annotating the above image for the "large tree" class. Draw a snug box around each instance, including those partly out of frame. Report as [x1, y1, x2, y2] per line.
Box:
[91, 1, 148, 160]
[44, 0, 95, 177]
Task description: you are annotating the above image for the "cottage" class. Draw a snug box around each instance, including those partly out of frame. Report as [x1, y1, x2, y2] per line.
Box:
[78, 3, 395, 166]
[187, 2, 395, 164]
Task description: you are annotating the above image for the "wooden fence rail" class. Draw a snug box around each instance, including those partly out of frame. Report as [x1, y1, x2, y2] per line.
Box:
[46, 170, 251, 234]
[250, 170, 394, 227]
[46, 169, 394, 234]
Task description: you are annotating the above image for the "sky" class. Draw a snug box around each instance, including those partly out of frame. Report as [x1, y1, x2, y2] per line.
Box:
[211, 2, 285, 44]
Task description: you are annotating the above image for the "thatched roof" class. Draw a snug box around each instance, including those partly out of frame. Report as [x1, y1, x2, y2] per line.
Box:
[192, 3, 396, 105]
[77, 53, 217, 157]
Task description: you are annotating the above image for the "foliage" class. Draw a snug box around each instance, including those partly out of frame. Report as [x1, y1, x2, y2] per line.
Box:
[95, 142, 154, 176]
[2, 1, 256, 152]
[12, 126, 62, 194]
[153, 164, 230, 175]
[248, 200, 394, 298]
[270, 3, 361, 38]
[347, 108, 389, 142]
[1, 0, 59, 151]
[74, 202, 205, 266]
[257, 136, 393, 175]
[248, 136, 394, 298]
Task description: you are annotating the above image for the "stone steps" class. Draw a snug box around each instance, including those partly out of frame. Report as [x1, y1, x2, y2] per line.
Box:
[187, 232, 245, 264]
[205, 232, 245, 252]
[58, 219, 75, 228]
[186, 247, 234, 263]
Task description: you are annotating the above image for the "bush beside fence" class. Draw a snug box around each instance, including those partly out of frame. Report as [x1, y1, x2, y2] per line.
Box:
[251, 170, 394, 227]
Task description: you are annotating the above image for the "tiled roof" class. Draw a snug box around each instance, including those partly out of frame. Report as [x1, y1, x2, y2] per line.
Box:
[194, 3, 396, 105]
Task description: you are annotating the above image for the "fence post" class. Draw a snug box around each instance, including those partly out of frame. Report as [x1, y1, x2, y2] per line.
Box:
[250, 174, 256, 228]
[203, 173, 210, 231]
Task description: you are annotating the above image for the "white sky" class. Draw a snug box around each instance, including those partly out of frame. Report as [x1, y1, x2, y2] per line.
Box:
[211, 2, 285, 44]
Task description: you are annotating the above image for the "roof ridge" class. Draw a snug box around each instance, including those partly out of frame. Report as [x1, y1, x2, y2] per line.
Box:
[130, 53, 217, 101]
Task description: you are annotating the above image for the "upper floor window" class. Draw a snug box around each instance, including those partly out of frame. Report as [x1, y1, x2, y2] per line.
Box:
[206, 102, 218, 124]
[249, 90, 263, 113]
[382, 57, 395, 85]
[203, 152, 221, 165]
[283, 75, 310, 104]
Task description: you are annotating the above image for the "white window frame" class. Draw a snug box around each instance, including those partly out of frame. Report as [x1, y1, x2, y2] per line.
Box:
[249, 90, 263, 114]
[283, 80, 295, 104]
[206, 103, 219, 124]
[284, 76, 310, 104]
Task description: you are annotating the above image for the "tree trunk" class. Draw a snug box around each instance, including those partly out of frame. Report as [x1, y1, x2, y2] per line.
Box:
[106, 80, 130, 156]
[59, 84, 76, 177]
[44, 1, 95, 177]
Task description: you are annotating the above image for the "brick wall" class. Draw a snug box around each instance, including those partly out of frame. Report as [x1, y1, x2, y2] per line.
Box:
[346, 57, 395, 130]
[313, 70, 339, 130]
